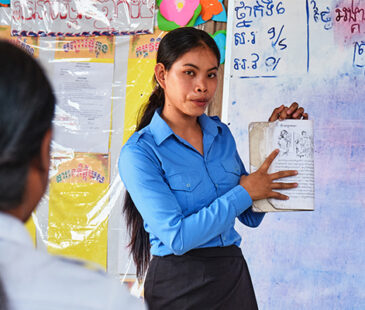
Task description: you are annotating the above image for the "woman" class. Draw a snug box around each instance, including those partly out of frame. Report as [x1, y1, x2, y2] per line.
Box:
[119, 27, 307, 309]
[0, 41, 143, 310]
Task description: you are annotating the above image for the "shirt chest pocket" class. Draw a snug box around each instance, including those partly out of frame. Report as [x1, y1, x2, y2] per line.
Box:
[166, 171, 204, 215]
[219, 159, 241, 188]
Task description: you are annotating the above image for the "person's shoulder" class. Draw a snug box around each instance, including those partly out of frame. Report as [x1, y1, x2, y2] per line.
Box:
[124, 126, 154, 146]
[207, 115, 231, 134]
[37, 255, 144, 309]
[123, 124, 159, 152]
[119, 127, 160, 171]
[3, 245, 144, 309]
[31, 252, 110, 285]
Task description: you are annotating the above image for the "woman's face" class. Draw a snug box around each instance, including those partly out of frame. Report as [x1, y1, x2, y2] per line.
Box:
[156, 45, 219, 119]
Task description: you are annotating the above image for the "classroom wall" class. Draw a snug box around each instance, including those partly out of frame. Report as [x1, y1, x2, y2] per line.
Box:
[222, 0, 365, 309]
[2, 0, 364, 307]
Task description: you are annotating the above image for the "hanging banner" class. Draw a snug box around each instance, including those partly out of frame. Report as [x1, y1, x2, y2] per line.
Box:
[11, 0, 155, 37]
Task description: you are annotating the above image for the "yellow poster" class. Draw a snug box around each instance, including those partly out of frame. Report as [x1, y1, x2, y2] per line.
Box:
[0, 25, 39, 58]
[123, 28, 166, 144]
[55, 36, 115, 63]
[48, 153, 110, 269]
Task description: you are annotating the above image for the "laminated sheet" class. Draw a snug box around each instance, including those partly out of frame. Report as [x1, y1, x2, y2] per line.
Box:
[11, 0, 155, 36]
[1, 7, 164, 287]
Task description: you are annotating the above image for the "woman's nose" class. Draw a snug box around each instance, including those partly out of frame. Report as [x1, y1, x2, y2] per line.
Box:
[196, 79, 207, 93]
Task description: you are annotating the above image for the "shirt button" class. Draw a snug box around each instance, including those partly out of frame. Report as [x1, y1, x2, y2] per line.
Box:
[186, 183, 191, 188]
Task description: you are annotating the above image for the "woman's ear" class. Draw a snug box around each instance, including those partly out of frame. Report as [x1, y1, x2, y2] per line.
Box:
[154, 63, 167, 89]
[40, 129, 52, 175]
[30, 128, 52, 175]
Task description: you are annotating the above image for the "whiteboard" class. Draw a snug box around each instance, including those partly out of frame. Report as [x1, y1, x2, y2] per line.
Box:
[222, 0, 365, 308]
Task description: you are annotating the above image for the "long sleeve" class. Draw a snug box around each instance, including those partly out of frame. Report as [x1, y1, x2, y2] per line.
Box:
[234, 150, 266, 227]
[119, 144, 253, 256]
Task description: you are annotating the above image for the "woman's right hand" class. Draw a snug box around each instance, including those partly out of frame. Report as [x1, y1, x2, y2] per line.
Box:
[239, 149, 298, 201]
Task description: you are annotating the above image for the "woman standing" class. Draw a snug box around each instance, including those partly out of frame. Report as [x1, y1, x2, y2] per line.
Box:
[119, 27, 307, 309]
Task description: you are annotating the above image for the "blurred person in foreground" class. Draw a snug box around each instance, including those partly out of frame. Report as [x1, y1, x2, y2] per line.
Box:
[0, 41, 145, 310]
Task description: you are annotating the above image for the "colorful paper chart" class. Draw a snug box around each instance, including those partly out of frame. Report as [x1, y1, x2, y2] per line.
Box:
[48, 153, 110, 269]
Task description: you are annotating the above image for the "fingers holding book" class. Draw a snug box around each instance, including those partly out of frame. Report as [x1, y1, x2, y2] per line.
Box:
[240, 149, 298, 201]
[268, 102, 309, 122]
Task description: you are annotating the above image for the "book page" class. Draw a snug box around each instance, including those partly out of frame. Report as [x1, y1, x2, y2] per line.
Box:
[267, 120, 314, 210]
[249, 120, 315, 212]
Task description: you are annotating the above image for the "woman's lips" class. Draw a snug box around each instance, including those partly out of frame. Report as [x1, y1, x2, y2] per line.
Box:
[191, 99, 209, 107]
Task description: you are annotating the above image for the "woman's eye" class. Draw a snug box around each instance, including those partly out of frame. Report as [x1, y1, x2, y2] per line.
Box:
[208, 72, 217, 78]
[184, 71, 194, 76]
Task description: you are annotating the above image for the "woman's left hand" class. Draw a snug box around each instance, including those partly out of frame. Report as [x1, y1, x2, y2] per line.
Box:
[268, 102, 308, 122]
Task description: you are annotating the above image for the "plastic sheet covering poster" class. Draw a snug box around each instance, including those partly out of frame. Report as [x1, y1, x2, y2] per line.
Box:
[223, 0, 365, 308]
[0, 24, 38, 244]
[124, 28, 165, 143]
[48, 37, 115, 269]
[52, 36, 115, 154]
[48, 153, 110, 268]
[11, 0, 155, 37]
[0, 24, 38, 56]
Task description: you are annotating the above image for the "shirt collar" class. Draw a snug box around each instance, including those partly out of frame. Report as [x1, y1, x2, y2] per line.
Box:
[149, 108, 175, 146]
[0, 212, 34, 248]
[198, 113, 223, 136]
[149, 108, 223, 146]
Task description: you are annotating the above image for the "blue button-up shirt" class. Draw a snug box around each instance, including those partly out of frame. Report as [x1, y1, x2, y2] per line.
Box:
[119, 109, 265, 256]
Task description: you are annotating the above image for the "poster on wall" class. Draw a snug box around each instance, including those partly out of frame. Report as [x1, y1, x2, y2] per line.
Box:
[11, 0, 155, 37]
[52, 36, 115, 153]
[124, 27, 165, 143]
[48, 152, 110, 269]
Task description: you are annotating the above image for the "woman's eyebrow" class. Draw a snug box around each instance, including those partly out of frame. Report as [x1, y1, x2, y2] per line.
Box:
[183, 63, 219, 71]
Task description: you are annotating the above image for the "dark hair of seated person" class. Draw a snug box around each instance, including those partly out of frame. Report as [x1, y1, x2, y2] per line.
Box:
[0, 40, 56, 310]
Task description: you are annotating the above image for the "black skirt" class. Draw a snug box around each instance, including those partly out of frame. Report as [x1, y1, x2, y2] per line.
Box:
[144, 246, 258, 310]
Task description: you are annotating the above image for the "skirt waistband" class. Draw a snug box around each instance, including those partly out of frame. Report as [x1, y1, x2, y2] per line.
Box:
[156, 245, 243, 258]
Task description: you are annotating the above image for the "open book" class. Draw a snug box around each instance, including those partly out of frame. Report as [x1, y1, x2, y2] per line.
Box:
[249, 120, 314, 212]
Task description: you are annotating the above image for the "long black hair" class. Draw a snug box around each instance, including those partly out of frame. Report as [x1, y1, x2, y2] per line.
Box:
[123, 27, 220, 280]
[0, 41, 55, 309]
